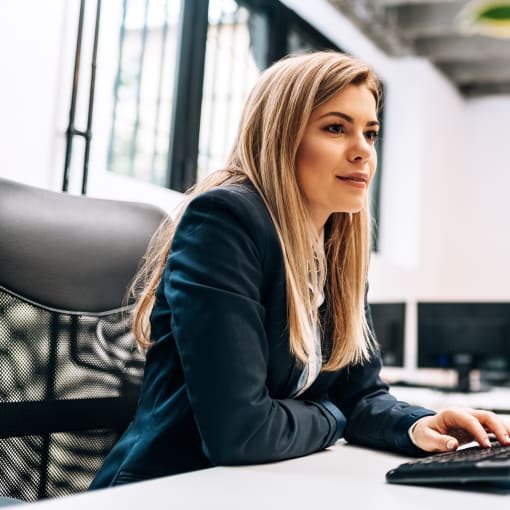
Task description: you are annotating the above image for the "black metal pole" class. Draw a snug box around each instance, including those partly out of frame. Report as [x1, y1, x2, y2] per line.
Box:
[166, 0, 209, 192]
[63, 0, 86, 192]
[82, 0, 102, 195]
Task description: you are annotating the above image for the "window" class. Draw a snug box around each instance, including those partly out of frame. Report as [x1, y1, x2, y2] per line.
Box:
[108, 0, 181, 186]
[103, 0, 383, 247]
[198, 1, 265, 180]
[107, 0, 348, 190]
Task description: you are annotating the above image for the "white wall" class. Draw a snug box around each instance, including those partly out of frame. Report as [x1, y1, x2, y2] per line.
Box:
[2, 0, 510, 373]
[453, 97, 510, 299]
[0, 0, 69, 189]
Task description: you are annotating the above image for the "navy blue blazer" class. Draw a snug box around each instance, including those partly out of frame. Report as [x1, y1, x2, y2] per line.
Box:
[90, 183, 434, 489]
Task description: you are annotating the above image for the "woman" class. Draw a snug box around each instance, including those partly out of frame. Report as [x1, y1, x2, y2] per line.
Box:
[90, 51, 510, 489]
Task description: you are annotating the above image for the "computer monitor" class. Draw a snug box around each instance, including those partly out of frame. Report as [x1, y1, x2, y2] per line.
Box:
[369, 302, 405, 367]
[418, 302, 510, 392]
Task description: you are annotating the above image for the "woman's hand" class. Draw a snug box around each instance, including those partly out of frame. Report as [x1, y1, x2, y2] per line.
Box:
[411, 407, 510, 452]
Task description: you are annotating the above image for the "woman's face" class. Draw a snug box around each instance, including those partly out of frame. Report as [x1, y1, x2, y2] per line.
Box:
[295, 83, 379, 232]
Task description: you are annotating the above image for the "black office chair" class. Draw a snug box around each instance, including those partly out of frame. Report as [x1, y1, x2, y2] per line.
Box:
[0, 178, 166, 501]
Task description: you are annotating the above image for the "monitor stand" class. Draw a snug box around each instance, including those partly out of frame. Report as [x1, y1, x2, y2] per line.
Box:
[451, 363, 472, 392]
[448, 354, 490, 393]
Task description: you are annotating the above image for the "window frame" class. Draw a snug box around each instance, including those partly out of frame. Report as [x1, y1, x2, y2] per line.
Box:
[166, 0, 209, 192]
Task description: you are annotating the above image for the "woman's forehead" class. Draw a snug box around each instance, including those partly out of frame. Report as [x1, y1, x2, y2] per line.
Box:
[312, 85, 378, 122]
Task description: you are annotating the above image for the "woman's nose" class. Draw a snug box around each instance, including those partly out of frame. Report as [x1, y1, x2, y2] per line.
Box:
[347, 135, 372, 163]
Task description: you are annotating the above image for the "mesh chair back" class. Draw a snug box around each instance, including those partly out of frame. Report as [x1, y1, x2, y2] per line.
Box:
[0, 178, 166, 501]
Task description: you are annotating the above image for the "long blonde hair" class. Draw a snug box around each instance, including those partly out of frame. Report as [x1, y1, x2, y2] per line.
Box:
[132, 51, 381, 372]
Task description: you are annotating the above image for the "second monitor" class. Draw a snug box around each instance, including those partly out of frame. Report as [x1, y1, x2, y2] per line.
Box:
[369, 302, 405, 368]
[418, 302, 510, 392]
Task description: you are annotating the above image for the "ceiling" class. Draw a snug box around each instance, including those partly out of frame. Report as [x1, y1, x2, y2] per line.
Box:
[328, 0, 510, 97]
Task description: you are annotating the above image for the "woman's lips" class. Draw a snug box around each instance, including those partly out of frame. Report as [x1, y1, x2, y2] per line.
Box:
[336, 174, 368, 188]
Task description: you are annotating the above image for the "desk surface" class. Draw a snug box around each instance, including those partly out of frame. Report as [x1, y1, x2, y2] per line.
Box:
[390, 386, 510, 413]
[25, 440, 510, 510]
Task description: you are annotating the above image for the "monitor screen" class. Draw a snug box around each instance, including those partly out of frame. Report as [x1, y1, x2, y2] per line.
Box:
[369, 302, 405, 367]
[418, 302, 510, 390]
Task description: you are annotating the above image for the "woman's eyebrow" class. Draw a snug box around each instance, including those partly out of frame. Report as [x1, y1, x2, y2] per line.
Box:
[317, 111, 379, 127]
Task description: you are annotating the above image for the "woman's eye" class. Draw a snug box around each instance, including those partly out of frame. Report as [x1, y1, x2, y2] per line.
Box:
[325, 123, 344, 134]
[366, 130, 379, 142]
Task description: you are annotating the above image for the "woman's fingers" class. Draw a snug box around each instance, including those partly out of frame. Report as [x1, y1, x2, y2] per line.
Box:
[444, 426, 476, 445]
[470, 410, 510, 446]
[412, 415, 460, 452]
[439, 408, 492, 447]
[411, 408, 510, 452]
[418, 424, 459, 452]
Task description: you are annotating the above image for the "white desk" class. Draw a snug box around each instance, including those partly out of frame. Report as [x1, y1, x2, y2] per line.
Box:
[390, 386, 510, 413]
[24, 440, 510, 510]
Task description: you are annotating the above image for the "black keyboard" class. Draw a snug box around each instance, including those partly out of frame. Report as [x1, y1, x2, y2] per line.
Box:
[386, 442, 510, 485]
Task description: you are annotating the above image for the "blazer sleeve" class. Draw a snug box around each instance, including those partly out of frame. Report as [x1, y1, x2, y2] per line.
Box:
[165, 189, 343, 466]
[328, 299, 435, 456]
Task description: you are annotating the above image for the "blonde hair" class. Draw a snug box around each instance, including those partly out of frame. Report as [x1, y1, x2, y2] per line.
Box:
[132, 51, 381, 371]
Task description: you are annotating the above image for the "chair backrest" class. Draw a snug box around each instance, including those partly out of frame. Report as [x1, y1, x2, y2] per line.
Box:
[0, 178, 166, 501]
